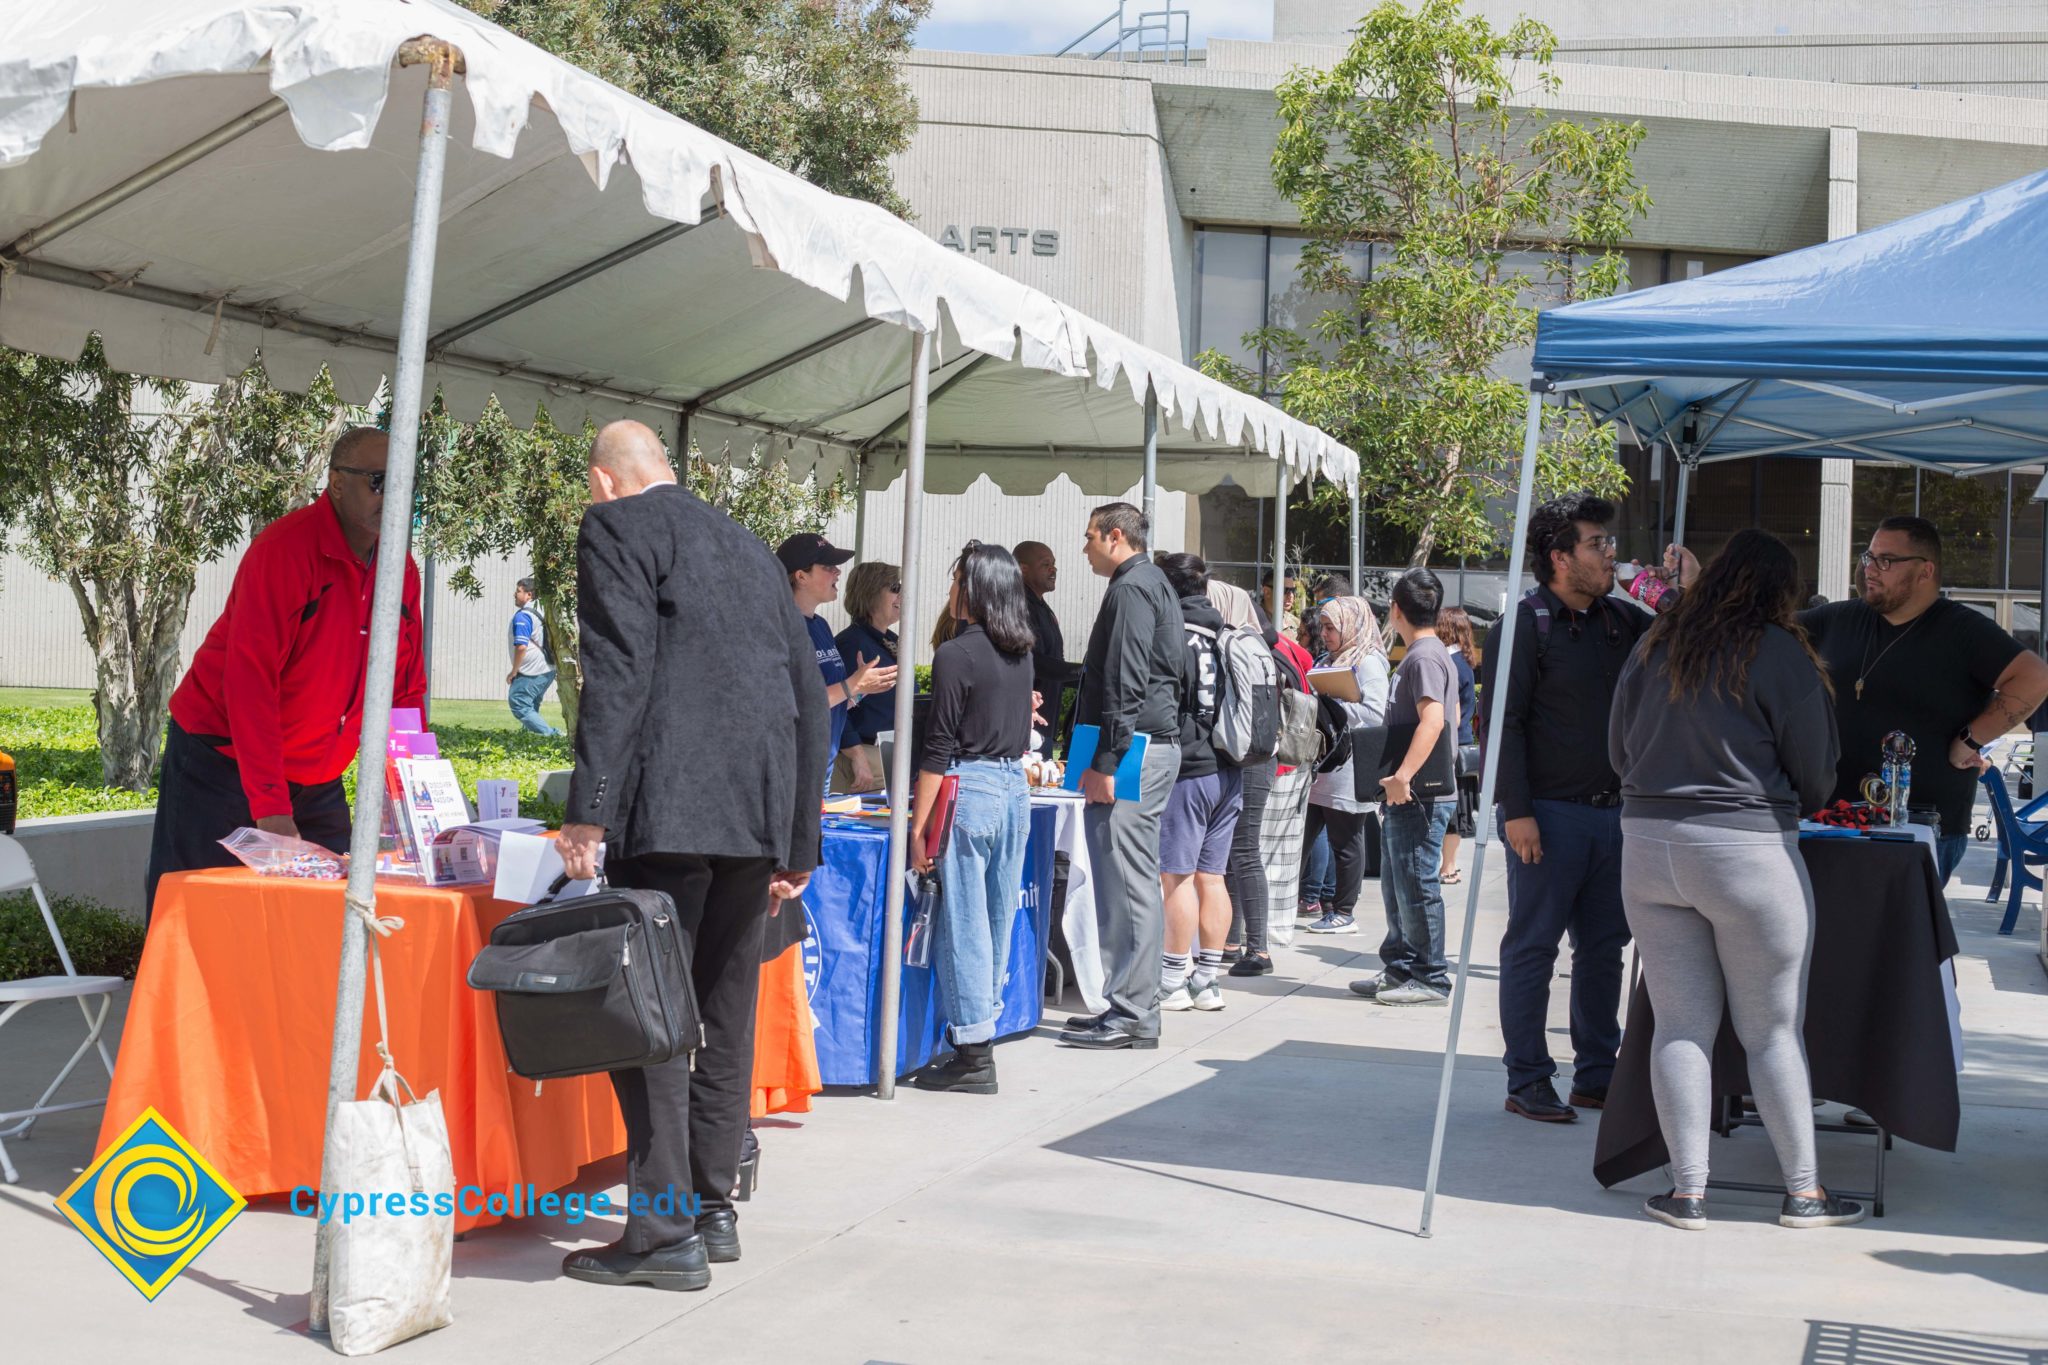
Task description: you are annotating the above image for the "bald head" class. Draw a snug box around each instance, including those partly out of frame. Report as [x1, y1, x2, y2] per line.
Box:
[587, 420, 676, 503]
[1013, 540, 1057, 596]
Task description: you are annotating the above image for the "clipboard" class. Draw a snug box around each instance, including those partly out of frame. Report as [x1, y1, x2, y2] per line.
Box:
[1061, 726, 1150, 801]
[1307, 667, 1361, 703]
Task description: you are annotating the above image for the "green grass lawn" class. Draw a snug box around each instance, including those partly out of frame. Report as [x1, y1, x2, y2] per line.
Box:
[1, 687, 571, 821]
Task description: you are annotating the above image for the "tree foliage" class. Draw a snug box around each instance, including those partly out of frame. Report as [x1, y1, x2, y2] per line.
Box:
[458, 0, 930, 215]
[0, 340, 351, 788]
[1205, 0, 1650, 565]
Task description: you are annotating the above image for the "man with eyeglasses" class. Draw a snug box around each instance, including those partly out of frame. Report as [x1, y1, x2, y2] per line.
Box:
[1801, 515, 2048, 887]
[145, 426, 426, 919]
[1480, 492, 1697, 1124]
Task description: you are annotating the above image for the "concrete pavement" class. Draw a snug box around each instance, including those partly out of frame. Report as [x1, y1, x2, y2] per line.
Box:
[3, 833, 2044, 1364]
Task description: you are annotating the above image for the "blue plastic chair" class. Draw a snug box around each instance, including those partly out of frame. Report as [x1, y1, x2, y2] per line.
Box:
[1979, 767, 2048, 934]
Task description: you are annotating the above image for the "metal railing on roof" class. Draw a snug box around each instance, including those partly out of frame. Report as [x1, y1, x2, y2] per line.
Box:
[1054, 3, 1191, 64]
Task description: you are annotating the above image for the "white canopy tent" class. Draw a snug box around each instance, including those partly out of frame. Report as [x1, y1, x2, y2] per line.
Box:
[1, 0, 1356, 1326]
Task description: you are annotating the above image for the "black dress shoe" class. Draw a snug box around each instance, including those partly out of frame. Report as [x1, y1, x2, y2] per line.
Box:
[562, 1236, 711, 1291]
[1643, 1191, 1707, 1231]
[1504, 1079, 1578, 1123]
[1567, 1084, 1609, 1110]
[1780, 1190, 1867, 1228]
[1064, 1010, 1107, 1031]
[1058, 1020, 1159, 1050]
[698, 1209, 741, 1263]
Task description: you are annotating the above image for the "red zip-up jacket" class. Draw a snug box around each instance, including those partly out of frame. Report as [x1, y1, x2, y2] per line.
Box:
[168, 494, 426, 820]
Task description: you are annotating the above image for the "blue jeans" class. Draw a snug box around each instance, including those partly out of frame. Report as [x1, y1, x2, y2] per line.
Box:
[934, 759, 1031, 1045]
[1378, 799, 1452, 990]
[1936, 834, 1968, 888]
[1498, 800, 1629, 1094]
[507, 670, 559, 735]
[1301, 826, 1334, 904]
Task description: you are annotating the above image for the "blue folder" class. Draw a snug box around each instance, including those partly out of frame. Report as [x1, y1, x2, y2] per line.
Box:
[1061, 726, 1149, 801]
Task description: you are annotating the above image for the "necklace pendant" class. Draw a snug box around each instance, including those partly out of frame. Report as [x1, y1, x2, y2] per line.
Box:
[1856, 679, 1864, 701]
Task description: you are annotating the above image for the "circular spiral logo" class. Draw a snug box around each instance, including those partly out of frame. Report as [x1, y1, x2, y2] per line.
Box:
[92, 1143, 208, 1262]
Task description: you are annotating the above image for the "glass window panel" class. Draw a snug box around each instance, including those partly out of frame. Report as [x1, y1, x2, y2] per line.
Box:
[2013, 600, 2040, 657]
[1758, 458, 1823, 598]
[1195, 229, 1267, 382]
[2012, 473, 2045, 593]
[1916, 470, 2007, 590]
[1266, 234, 1364, 364]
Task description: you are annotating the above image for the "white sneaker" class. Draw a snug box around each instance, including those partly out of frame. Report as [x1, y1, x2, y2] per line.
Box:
[1188, 980, 1226, 1011]
[1158, 980, 1194, 1011]
[1376, 980, 1450, 1007]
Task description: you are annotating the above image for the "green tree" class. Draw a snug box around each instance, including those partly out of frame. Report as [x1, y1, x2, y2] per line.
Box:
[458, 0, 930, 215]
[686, 449, 851, 552]
[1205, 0, 1650, 565]
[0, 340, 352, 788]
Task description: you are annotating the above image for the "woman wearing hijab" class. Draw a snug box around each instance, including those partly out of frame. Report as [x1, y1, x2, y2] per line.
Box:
[1206, 580, 1278, 973]
[1301, 596, 1392, 935]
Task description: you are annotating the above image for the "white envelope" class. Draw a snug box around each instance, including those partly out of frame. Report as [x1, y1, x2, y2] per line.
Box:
[491, 830, 600, 904]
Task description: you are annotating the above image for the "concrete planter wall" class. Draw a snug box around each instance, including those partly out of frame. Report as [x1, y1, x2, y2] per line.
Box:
[13, 810, 156, 921]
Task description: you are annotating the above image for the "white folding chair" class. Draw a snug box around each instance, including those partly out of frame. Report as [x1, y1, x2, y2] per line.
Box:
[0, 833, 123, 1184]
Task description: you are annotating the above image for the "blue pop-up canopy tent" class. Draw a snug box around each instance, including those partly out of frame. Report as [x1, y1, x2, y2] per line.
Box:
[1418, 167, 2048, 1235]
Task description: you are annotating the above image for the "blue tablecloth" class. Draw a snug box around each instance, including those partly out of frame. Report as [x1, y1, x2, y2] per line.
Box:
[799, 804, 1057, 1086]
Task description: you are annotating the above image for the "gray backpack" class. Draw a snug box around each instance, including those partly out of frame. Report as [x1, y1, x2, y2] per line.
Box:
[1271, 648, 1321, 768]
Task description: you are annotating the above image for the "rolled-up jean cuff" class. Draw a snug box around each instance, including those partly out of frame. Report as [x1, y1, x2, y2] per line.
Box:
[950, 1017, 998, 1045]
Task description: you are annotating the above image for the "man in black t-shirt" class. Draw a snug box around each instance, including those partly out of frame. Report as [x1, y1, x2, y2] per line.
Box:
[1800, 515, 2048, 887]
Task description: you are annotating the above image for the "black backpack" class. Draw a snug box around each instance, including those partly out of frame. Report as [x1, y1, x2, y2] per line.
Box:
[467, 877, 699, 1079]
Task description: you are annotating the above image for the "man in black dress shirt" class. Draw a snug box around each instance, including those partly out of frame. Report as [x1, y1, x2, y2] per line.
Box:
[1058, 504, 1187, 1050]
[1481, 493, 1695, 1125]
[556, 420, 830, 1291]
[1015, 541, 1077, 754]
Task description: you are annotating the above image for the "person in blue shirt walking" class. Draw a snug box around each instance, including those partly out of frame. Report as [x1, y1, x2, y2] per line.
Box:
[506, 577, 561, 736]
[777, 534, 897, 793]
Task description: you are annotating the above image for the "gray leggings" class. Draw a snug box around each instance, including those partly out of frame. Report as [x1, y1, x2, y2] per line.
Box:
[1620, 818, 1818, 1195]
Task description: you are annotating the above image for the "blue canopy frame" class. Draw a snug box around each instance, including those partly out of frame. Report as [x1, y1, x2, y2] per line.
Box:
[1417, 168, 2048, 1235]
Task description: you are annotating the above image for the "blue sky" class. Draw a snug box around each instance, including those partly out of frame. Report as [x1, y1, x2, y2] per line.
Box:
[915, 1, 1272, 55]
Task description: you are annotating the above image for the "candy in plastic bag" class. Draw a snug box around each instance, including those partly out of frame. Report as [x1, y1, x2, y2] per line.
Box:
[218, 826, 348, 879]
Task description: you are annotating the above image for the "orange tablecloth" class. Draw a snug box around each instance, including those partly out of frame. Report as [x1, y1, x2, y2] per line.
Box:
[102, 870, 819, 1231]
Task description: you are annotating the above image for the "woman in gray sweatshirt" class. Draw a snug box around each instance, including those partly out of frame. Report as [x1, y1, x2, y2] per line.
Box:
[1607, 528, 1863, 1233]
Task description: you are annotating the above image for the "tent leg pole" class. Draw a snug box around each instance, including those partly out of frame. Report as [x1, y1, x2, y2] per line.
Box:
[1673, 452, 1694, 547]
[308, 42, 457, 1330]
[1418, 390, 1543, 1238]
[1273, 478, 1289, 618]
[877, 328, 932, 1100]
[1348, 478, 1362, 591]
[852, 454, 868, 560]
[1141, 386, 1159, 535]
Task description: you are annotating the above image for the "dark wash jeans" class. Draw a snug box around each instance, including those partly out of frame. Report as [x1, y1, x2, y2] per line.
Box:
[1497, 799, 1630, 1095]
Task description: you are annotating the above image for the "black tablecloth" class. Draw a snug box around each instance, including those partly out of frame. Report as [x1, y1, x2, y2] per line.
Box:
[1593, 837, 1961, 1188]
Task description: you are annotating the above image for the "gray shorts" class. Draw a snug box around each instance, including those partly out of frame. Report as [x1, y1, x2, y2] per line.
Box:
[1160, 767, 1245, 876]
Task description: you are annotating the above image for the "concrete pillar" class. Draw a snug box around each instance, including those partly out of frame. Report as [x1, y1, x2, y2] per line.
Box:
[1817, 126, 1858, 601]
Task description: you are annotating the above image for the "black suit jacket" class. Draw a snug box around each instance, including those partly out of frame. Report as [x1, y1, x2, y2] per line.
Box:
[568, 484, 831, 871]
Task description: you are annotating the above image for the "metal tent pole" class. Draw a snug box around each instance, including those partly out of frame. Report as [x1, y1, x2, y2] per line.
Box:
[1141, 386, 1159, 535]
[1673, 452, 1695, 546]
[308, 40, 458, 1328]
[876, 328, 932, 1099]
[1273, 476, 1290, 618]
[1418, 389, 1545, 1238]
[1348, 477, 1363, 589]
[852, 454, 868, 559]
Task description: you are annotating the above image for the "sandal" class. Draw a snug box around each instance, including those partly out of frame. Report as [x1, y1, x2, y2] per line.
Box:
[1441, 869, 1462, 885]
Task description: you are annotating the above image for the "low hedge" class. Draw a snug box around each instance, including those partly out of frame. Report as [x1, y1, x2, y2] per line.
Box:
[0, 892, 147, 981]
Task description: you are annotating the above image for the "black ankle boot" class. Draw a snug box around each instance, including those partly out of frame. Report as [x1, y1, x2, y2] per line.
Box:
[911, 1041, 997, 1094]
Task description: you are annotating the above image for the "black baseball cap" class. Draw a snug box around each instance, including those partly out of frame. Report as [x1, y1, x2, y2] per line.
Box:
[775, 533, 855, 574]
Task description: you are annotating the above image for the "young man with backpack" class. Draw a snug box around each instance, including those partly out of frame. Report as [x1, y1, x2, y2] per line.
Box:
[1154, 553, 1251, 1010]
[1479, 493, 1697, 1123]
[507, 576, 561, 736]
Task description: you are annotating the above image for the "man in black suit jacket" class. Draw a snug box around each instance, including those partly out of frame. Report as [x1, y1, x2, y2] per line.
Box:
[557, 420, 830, 1292]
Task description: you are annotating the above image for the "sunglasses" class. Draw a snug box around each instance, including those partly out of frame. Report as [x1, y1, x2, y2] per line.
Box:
[332, 462, 387, 494]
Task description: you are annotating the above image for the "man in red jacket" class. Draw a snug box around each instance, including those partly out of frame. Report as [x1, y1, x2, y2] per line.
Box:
[144, 427, 426, 919]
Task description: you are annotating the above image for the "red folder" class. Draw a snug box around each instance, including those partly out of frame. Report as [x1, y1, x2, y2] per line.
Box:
[922, 775, 961, 861]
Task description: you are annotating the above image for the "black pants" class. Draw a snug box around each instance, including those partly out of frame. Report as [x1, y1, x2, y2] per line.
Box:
[145, 719, 350, 923]
[1226, 760, 1275, 953]
[1301, 803, 1370, 918]
[604, 852, 772, 1252]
